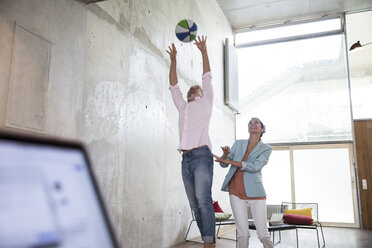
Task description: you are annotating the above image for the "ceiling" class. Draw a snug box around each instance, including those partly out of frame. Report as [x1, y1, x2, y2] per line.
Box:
[216, 0, 372, 30]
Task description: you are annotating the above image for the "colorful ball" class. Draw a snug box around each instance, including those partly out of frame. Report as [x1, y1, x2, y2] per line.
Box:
[175, 19, 198, 42]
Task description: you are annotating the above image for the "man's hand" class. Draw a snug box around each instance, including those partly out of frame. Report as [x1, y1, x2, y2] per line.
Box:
[213, 154, 229, 164]
[213, 154, 243, 168]
[166, 43, 177, 61]
[194, 35, 207, 53]
[194, 35, 210, 74]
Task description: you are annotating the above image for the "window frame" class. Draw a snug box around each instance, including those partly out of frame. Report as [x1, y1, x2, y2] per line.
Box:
[234, 14, 345, 48]
[269, 142, 359, 227]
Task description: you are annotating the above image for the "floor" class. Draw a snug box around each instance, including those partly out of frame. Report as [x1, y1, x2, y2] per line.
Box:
[171, 225, 372, 248]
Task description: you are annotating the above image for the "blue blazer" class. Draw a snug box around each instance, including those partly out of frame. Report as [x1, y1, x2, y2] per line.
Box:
[220, 139, 272, 197]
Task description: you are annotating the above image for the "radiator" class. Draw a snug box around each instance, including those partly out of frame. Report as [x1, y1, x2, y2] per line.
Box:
[247, 204, 282, 219]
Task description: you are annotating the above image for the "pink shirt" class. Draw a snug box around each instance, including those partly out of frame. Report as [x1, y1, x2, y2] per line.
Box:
[169, 72, 213, 151]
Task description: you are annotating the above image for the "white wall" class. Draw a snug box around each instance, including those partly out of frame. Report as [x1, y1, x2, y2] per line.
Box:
[0, 0, 236, 247]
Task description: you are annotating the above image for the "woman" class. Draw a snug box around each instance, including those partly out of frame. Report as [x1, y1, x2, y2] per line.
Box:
[213, 118, 273, 248]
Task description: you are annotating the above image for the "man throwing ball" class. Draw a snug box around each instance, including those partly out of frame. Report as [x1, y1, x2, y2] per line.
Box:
[166, 36, 215, 248]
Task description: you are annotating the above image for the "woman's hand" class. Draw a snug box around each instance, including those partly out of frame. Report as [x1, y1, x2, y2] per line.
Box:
[213, 154, 242, 168]
[221, 146, 230, 155]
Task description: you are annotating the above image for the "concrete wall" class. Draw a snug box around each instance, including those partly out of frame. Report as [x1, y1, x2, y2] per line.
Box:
[0, 0, 235, 247]
[0, 0, 86, 136]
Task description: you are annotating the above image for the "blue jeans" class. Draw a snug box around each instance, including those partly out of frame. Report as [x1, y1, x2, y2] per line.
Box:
[182, 146, 215, 243]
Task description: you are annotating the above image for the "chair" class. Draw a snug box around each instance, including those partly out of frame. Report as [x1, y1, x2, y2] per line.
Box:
[184, 203, 236, 244]
[281, 202, 325, 248]
[184, 208, 203, 244]
[248, 204, 298, 247]
[215, 215, 236, 241]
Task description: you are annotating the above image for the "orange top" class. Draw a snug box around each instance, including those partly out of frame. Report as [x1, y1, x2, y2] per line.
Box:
[229, 141, 266, 200]
[229, 169, 266, 200]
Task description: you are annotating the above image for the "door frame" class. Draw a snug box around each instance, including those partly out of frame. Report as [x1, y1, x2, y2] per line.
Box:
[354, 119, 372, 229]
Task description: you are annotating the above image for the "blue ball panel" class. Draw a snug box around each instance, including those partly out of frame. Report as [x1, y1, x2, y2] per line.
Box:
[189, 23, 197, 32]
[176, 32, 190, 41]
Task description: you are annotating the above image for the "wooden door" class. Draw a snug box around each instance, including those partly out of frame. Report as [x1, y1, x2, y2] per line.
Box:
[354, 119, 372, 229]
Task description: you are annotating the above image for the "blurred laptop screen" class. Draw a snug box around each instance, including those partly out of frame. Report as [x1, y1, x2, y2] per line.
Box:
[0, 136, 117, 248]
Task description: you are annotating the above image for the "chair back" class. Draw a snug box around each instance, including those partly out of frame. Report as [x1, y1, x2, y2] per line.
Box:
[281, 202, 319, 222]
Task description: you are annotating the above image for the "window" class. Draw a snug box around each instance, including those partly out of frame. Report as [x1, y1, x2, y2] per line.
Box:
[293, 147, 355, 224]
[263, 149, 291, 204]
[235, 17, 352, 143]
[235, 17, 342, 46]
[264, 145, 358, 226]
[346, 10, 372, 119]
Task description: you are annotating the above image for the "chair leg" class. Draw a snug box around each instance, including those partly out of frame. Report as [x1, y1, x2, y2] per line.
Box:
[217, 225, 237, 241]
[319, 223, 325, 247]
[184, 220, 194, 241]
[236, 229, 237, 248]
[184, 220, 204, 244]
[316, 229, 320, 248]
[295, 228, 298, 248]
[216, 223, 221, 238]
[185, 220, 195, 242]
[271, 231, 282, 246]
[319, 223, 326, 247]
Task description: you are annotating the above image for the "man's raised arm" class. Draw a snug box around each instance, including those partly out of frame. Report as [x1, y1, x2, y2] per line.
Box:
[194, 35, 210, 75]
[166, 43, 186, 111]
[166, 43, 178, 86]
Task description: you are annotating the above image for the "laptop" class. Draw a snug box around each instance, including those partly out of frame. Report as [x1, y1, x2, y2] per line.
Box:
[0, 131, 119, 248]
[269, 213, 284, 226]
